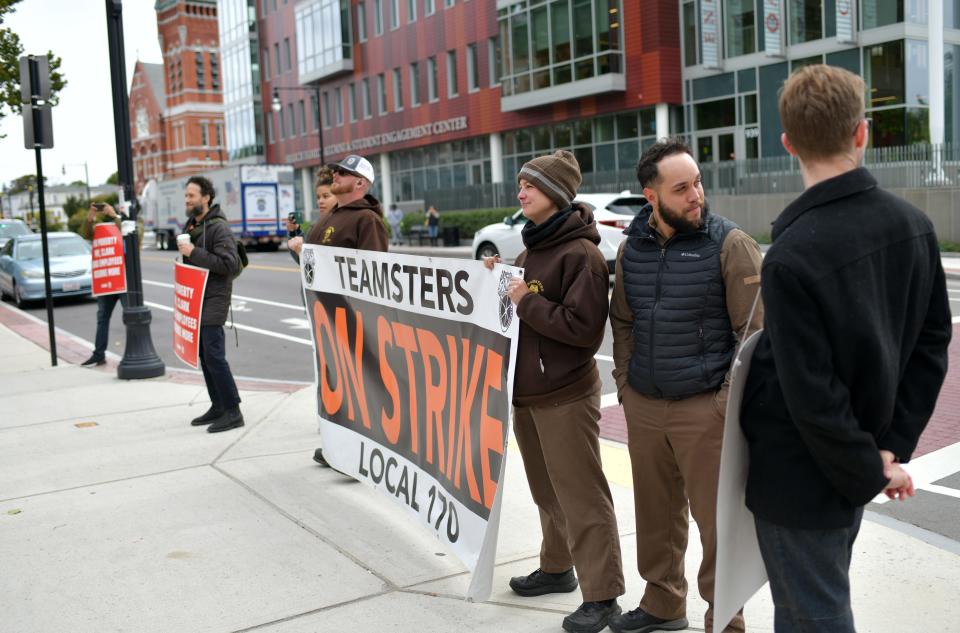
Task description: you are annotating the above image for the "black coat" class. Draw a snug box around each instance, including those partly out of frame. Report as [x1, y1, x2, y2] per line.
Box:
[742, 167, 952, 529]
[184, 205, 241, 326]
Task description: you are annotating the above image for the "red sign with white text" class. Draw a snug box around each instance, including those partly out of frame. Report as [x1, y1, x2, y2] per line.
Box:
[91, 223, 127, 296]
[173, 262, 209, 369]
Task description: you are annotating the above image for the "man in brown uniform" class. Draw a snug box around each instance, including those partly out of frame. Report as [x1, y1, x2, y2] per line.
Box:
[487, 150, 624, 633]
[608, 139, 763, 633]
[289, 154, 388, 465]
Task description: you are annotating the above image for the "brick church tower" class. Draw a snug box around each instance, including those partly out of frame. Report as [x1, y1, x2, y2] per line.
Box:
[153, 0, 226, 181]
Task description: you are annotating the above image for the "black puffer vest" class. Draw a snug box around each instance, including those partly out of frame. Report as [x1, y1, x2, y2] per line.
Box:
[621, 204, 738, 399]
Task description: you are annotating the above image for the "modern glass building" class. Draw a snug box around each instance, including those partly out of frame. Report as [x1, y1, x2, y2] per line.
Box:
[681, 0, 959, 166]
[218, 0, 265, 162]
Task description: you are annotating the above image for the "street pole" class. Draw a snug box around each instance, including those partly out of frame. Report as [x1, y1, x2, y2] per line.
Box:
[105, 0, 165, 379]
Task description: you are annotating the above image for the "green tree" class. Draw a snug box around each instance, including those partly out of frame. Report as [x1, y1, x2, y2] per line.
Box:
[7, 172, 44, 194]
[0, 0, 67, 133]
[105, 171, 119, 185]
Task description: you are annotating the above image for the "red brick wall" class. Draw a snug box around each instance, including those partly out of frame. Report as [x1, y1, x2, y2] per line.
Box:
[260, 0, 682, 167]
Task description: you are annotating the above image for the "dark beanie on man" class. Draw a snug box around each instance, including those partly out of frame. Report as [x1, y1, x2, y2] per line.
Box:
[518, 150, 582, 210]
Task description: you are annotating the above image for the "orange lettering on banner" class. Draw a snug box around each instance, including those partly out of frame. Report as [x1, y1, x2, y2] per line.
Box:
[452, 338, 484, 505]
[480, 351, 505, 510]
[417, 327, 447, 471]
[444, 334, 459, 480]
[335, 308, 371, 429]
[314, 301, 344, 415]
[392, 322, 421, 455]
[377, 316, 401, 444]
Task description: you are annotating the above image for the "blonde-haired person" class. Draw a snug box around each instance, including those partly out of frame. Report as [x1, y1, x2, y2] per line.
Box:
[485, 150, 625, 633]
[741, 64, 951, 632]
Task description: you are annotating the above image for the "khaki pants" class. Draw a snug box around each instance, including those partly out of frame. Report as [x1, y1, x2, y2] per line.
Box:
[621, 384, 745, 633]
[513, 387, 626, 602]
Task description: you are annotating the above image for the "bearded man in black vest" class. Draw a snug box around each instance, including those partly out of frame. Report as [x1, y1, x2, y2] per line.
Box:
[609, 139, 763, 633]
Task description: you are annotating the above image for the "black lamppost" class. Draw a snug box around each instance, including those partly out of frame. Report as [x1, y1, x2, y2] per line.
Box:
[105, 0, 164, 379]
[271, 86, 325, 166]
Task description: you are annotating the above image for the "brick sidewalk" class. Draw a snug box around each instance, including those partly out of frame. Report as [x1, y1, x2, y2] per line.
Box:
[599, 323, 960, 458]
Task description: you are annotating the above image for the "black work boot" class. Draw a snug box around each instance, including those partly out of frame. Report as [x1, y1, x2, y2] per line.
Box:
[508, 568, 578, 597]
[207, 407, 244, 433]
[608, 605, 688, 633]
[80, 354, 106, 367]
[190, 405, 223, 426]
[563, 599, 622, 633]
[313, 448, 330, 467]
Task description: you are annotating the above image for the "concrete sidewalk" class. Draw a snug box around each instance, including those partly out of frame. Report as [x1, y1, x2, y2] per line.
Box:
[1, 317, 959, 633]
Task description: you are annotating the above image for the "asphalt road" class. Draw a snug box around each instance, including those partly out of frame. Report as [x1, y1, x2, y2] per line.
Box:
[7, 247, 960, 397]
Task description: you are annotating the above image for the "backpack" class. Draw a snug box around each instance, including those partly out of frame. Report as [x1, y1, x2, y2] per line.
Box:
[203, 216, 249, 276]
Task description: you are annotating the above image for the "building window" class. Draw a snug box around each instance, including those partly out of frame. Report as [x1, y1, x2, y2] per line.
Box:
[196, 52, 206, 89]
[266, 113, 274, 143]
[427, 56, 438, 101]
[311, 94, 320, 129]
[296, 0, 354, 79]
[467, 44, 479, 92]
[789, 0, 822, 45]
[390, 0, 400, 29]
[283, 38, 292, 71]
[410, 62, 421, 106]
[274, 43, 281, 77]
[447, 49, 458, 97]
[263, 48, 271, 80]
[348, 82, 357, 121]
[683, 1, 698, 66]
[323, 91, 331, 127]
[288, 102, 297, 136]
[278, 109, 286, 138]
[407, 0, 416, 21]
[215, 123, 223, 147]
[393, 67, 404, 110]
[358, 2, 367, 41]
[865, 40, 905, 109]
[333, 87, 343, 125]
[377, 73, 388, 113]
[497, 0, 622, 97]
[200, 122, 209, 146]
[488, 36, 501, 87]
[862, 0, 904, 30]
[299, 100, 307, 135]
[445, 0, 454, 7]
[374, 0, 384, 35]
[210, 52, 219, 90]
[363, 78, 372, 118]
[425, 0, 435, 15]
[725, 0, 756, 57]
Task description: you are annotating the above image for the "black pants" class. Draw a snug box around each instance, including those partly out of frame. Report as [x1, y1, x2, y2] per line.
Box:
[92, 293, 128, 360]
[198, 325, 240, 411]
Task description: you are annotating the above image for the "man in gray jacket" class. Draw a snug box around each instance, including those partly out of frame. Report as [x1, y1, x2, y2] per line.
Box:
[177, 175, 245, 433]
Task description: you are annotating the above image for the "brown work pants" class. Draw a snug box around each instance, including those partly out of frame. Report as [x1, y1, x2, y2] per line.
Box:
[621, 384, 745, 633]
[513, 387, 626, 602]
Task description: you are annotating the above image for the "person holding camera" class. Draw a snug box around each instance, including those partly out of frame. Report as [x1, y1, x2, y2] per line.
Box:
[178, 175, 245, 434]
[79, 202, 128, 367]
[288, 154, 388, 467]
[286, 166, 336, 248]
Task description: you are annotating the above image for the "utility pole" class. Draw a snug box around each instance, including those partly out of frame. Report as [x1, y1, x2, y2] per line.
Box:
[105, 0, 165, 379]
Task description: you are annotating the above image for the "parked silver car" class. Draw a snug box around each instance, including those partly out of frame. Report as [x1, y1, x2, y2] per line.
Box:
[0, 219, 31, 250]
[0, 232, 93, 308]
[471, 192, 648, 274]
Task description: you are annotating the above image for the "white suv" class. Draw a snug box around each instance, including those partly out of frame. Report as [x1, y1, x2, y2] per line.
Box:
[471, 192, 648, 274]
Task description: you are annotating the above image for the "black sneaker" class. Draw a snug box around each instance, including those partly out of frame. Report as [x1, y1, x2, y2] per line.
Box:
[207, 407, 244, 433]
[80, 354, 106, 367]
[508, 568, 578, 597]
[608, 606, 688, 633]
[313, 448, 330, 467]
[563, 600, 622, 633]
[190, 406, 223, 426]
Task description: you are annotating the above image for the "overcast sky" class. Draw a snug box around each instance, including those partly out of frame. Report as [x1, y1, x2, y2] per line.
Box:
[0, 0, 162, 189]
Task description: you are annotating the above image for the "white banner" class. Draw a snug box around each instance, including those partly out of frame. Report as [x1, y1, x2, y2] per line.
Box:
[701, 0, 722, 69]
[763, 0, 784, 57]
[301, 245, 522, 600]
[713, 330, 767, 633]
[836, 0, 857, 44]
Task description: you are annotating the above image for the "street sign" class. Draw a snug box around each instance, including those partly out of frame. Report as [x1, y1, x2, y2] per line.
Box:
[19, 55, 50, 101]
[22, 104, 53, 149]
[20, 55, 54, 149]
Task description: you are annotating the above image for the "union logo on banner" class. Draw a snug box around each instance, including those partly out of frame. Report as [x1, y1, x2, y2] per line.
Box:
[91, 223, 127, 296]
[173, 261, 209, 369]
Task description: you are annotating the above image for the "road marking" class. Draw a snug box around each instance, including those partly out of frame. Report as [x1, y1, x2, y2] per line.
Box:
[142, 279, 304, 311]
[141, 254, 298, 273]
[281, 317, 311, 330]
[143, 301, 313, 346]
[872, 441, 960, 504]
[922, 484, 960, 500]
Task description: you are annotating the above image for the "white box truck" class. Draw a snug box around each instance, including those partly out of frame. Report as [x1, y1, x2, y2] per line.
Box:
[142, 165, 295, 251]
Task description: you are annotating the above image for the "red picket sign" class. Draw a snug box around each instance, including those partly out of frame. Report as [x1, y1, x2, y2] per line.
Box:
[173, 261, 209, 369]
[91, 223, 127, 296]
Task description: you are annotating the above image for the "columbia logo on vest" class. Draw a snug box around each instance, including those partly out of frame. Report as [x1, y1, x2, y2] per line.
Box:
[680, 252, 701, 258]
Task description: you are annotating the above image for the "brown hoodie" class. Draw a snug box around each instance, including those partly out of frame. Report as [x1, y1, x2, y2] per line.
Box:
[305, 193, 388, 252]
[512, 203, 609, 407]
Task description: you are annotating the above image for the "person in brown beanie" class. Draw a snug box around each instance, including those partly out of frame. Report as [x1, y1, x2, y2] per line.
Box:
[485, 150, 625, 633]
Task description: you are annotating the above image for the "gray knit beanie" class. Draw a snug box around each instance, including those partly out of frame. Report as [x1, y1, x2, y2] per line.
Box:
[518, 150, 582, 210]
